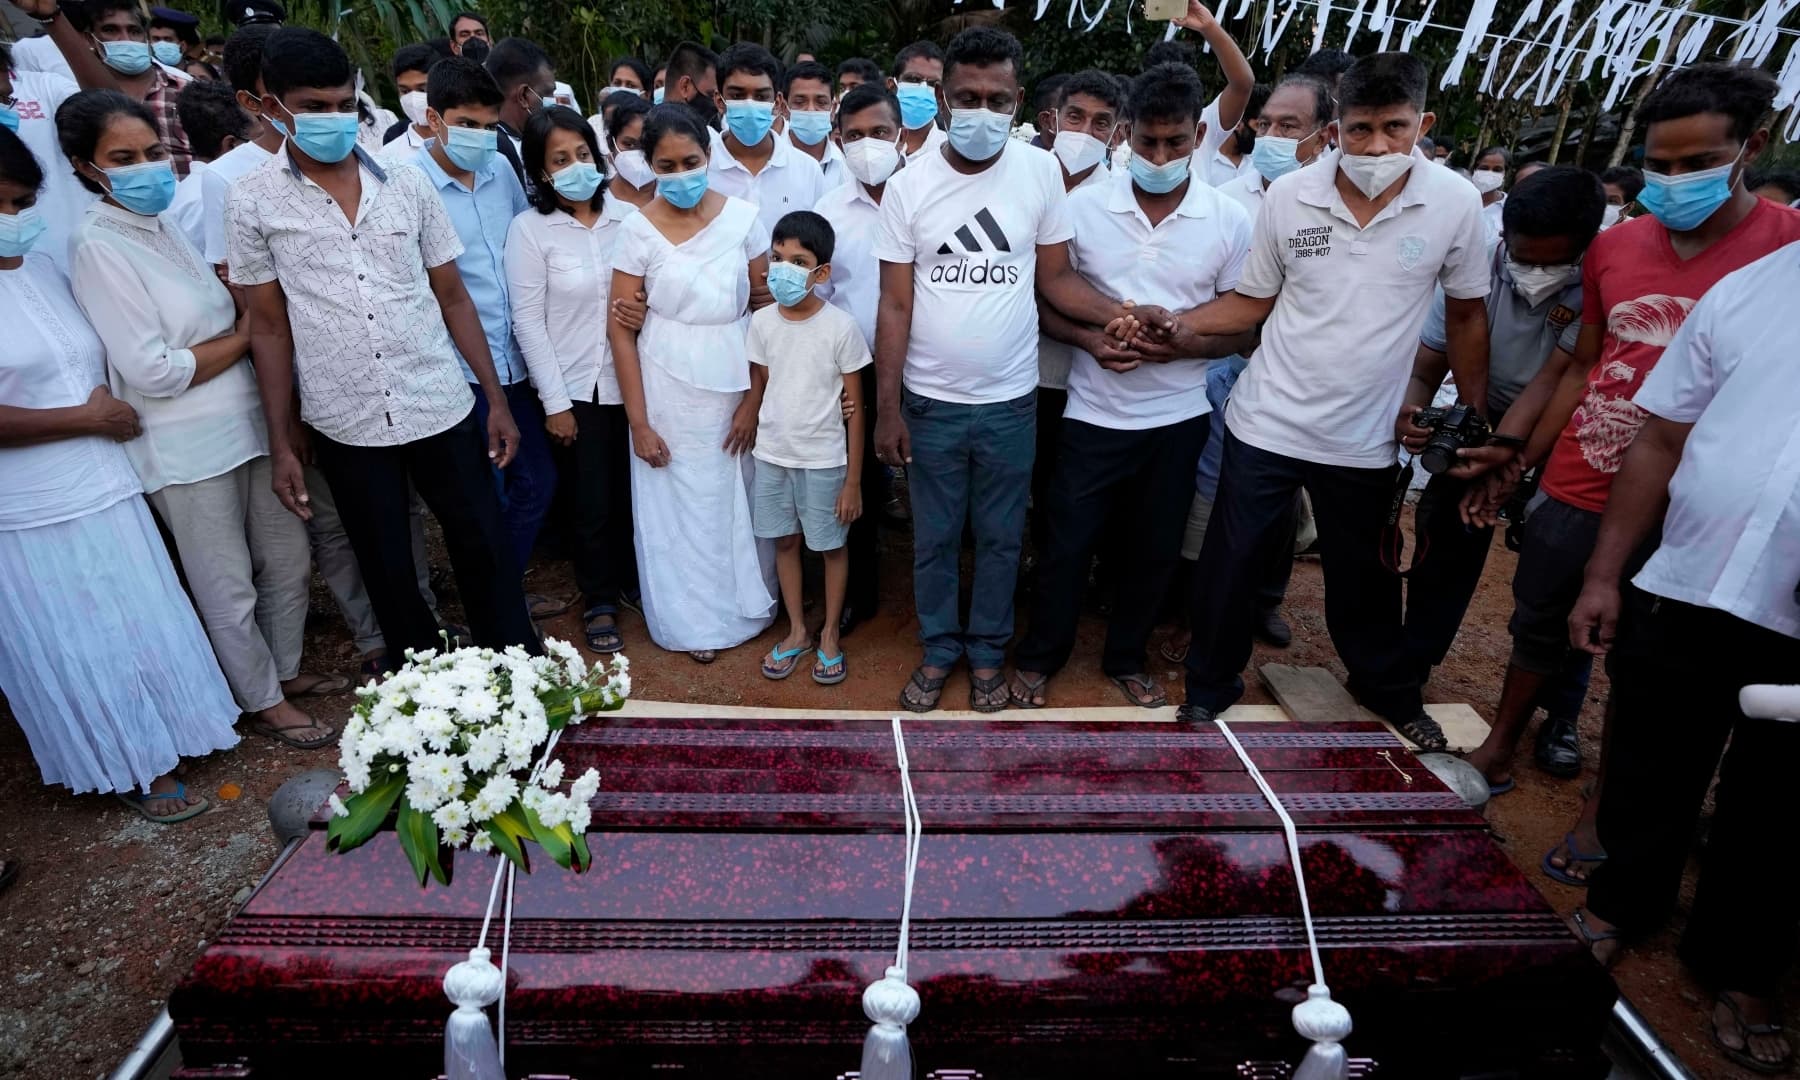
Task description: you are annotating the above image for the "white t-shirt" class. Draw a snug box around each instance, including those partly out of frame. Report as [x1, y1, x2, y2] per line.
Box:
[749, 301, 871, 469]
[1226, 148, 1490, 468]
[1038, 154, 1114, 390]
[8, 35, 71, 80]
[874, 140, 1073, 405]
[1063, 174, 1252, 430]
[200, 139, 274, 265]
[1215, 169, 1267, 224]
[5, 70, 92, 269]
[1189, 97, 1247, 188]
[1631, 241, 1800, 639]
[707, 134, 827, 244]
[167, 159, 210, 253]
[814, 177, 885, 349]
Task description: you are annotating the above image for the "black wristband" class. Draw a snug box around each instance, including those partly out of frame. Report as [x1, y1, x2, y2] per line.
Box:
[31, 7, 63, 24]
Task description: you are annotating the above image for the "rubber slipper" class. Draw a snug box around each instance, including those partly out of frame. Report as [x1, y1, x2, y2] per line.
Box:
[690, 650, 717, 664]
[969, 672, 1008, 714]
[1714, 993, 1794, 1075]
[248, 716, 339, 750]
[761, 642, 813, 680]
[283, 672, 353, 697]
[1159, 637, 1190, 665]
[812, 652, 847, 685]
[900, 667, 946, 713]
[1010, 671, 1048, 709]
[1569, 908, 1622, 968]
[1487, 777, 1516, 796]
[1542, 832, 1607, 887]
[1110, 672, 1167, 709]
[527, 592, 574, 620]
[116, 783, 209, 824]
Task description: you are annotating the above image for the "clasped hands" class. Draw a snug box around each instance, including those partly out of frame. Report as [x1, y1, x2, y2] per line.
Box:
[1091, 301, 1182, 372]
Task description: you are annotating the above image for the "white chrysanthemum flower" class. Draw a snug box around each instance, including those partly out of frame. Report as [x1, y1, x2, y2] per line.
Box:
[432, 799, 471, 831]
[459, 688, 501, 722]
[569, 768, 600, 803]
[442, 825, 469, 848]
[535, 792, 570, 829]
[538, 759, 565, 789]
[343, 759, 371, 791]
[565, 803, 592, 835]
[478, 774, 519, 812]
[406, 776, 448, 813]
[464, 729, 504, 773]
[327, 793, 350, 818]
[469, 831, 494, 854]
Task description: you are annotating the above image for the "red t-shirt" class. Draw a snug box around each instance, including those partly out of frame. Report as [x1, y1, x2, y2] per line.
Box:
[1540, 197, 1800, 512]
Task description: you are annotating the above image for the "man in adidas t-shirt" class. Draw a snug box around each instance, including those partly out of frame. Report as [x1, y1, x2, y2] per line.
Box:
[873, 26, 1164, 714]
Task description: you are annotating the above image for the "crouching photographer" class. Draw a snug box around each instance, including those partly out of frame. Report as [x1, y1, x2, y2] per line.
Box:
[1395, 165, 1606, 776]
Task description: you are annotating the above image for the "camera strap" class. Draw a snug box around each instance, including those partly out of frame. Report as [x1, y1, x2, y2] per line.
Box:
[1380, 462, 1422, 576]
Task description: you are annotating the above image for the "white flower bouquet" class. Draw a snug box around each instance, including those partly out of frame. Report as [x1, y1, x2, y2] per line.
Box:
[325, 638, 629, 886]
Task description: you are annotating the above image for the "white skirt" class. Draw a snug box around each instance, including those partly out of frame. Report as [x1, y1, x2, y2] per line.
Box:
[631, 359, 776, 652]
[0, 496, 241, 794]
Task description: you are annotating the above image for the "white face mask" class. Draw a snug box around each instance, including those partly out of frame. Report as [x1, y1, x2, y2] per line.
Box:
[1601, 204, 1624, 229]
[611, 148, 654, 189]
[1052, 129, 1107, 176]
[399, 90, 430, 128]
[843, 136, 902, 187]
[1471, 168, 1505, 194]
[1339, 151, 1415, 199]
[1504, 254, 1578, 306]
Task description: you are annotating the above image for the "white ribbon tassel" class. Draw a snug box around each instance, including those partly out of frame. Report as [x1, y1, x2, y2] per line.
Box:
[860, 718, 924, 1080]
[1216, 718, 1353, 1080]
[443, 946, 506, 1080]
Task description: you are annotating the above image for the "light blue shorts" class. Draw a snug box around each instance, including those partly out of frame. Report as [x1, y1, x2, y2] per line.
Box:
[753, 461, 849, 551]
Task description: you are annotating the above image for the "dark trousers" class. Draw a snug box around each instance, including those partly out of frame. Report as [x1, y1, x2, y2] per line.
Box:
[471, 381, 557, 573]
[562, 400, 638, 613]
[313, 408, 538, 658]
[1587, 590, 1800, 994]
[1029, 387, 1067, 556]
[846, 364, 883, 617]
[1186, 431, 1416, 720]
[1016, 413, 1209, 678]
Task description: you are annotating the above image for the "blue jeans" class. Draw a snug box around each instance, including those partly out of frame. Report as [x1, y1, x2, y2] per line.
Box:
[470, 381, 556, 574]
[904, 387, 1035, 670]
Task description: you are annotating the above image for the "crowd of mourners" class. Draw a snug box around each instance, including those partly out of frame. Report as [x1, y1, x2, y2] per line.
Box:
[2, 0, 1797, 1068]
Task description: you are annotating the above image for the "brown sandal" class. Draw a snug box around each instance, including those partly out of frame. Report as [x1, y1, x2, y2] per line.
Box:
[1110, 672, 1167, 709]
[900, 668, 946, 713]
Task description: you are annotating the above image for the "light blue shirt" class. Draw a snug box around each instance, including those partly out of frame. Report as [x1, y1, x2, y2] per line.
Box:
[415, 144, 530, 385]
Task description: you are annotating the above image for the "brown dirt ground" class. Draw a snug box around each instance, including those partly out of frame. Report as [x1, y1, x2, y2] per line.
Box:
[0, 506, 1787, 1078]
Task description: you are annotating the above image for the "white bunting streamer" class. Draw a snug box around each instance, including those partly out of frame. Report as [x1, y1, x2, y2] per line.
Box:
[858, 719, 924, 1080]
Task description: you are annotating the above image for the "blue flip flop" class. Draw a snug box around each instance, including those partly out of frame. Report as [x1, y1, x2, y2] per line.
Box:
[1542, 832, 1607, 886]
[761, 642, 812, 680]
[1487, 777, 1516, 796]
[116, 783, 209, 825]
[812, 652, 847, 686]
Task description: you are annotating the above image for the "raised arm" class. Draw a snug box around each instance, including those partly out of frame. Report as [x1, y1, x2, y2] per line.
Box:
[1174, 0, 1254, 129]
[5, 0, 121, 92]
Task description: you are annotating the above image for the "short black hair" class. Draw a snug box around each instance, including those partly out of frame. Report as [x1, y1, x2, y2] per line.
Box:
[773, 209, 834, 264]
[836, 57, 882, 85]
[1032, 73, 1069, 115]
[259, 27, 352, 98]
[1476, 145, 1512, 169]
[0, 126, 45, 194]
[391, 41, 438, 79]
[610, 56, 653, 88]
[523, 106, 603, 215]
[57, 90, 160, 194]
[602, 89, 642, 114]
[1503, 165, 1605, 254]
[1600, 165, 1645, 200]
[177, 78, 253, 160]
[448, 10, 487, 33]
[944, 27, 1021, 83]
[891, 40, 944, 78]
[1747, 166, 1800, 201]
[605, 94, 650, 144]
[1638, 61, 1777, 143]
[1273, 72, 1335, 126]
[1129, 62, 1206, 128]
[485, 36, 551, 92]
[150, 13, 201, 46]
[1294, 48, 1356, 80]
[665, 41, 719, 90]
[88, 0, 146, 28]
[1337, 51, 1427, 113]
[427, 55, 502, 115]
[1143, 39, 1195, 71]
[717, 42, 782, 90]
[641, 101, 712, 161]
[785, 59, 833, 97]
[1060, 68, 1124, 113]
[221, 21, 278, 94]
[837, 82, 900, 128]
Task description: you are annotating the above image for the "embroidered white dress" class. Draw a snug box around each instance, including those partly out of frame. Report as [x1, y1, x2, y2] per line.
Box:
[612, 197, 776, 650]
[0, 253, 240, 795]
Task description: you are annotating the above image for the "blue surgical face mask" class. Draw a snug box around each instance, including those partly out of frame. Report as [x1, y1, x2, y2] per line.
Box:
[1251, 130, 1318, 182]
[652, 86, 665, 105]
[947, 107, 1011, 162]
[550, 159, 602, 202]
[1638, 150, 1743, 233]
[767, 259, 819, 307]
[100, 40, 153, 75]
[657, 165, 708, 209]
[1129, 152, 1190, 195]
[895, 83, 938, 130]
[0, 207, 47, 257]
[96, 158, 178, 216]
[724, 100, 776, 147]
[151, 41, 184, 67]
[269, 104, 361, 164]
[0, 105, 19, 133]
[788, 109, 832, 146]
[440, 125, 498, 172]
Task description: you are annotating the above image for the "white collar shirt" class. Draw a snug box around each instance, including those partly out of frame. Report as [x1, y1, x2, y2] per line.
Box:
[1037, 157, 1115, 390]
[1631, 241, 1800, 639]
[1188, 96, 1247, 188]
[168, 158, 209, 253]
[789, 133, 847, 190]
[814, 177, 886, 349]
[224, 146, 474, 447]
[903, 124, 947, 162]
[199, 139, 273, 265]
[1063, 173, 1253, 429]
[1226, 147, 1491, 468]
[505, 198, 635, 415]
[1215, 168, 1266, 223]
[708, 132, 827, 240]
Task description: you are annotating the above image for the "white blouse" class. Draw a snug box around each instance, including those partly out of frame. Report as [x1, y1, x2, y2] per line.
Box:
[0, 253, 143, 531]
[505, 197, 635, 414]
[68, 201, 267, 493]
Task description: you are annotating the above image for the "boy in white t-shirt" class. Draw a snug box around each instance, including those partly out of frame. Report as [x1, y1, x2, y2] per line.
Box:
[746, 211, 871, 686]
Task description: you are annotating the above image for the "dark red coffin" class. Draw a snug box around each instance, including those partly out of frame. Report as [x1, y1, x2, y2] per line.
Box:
[170, 717, 1616, 1078]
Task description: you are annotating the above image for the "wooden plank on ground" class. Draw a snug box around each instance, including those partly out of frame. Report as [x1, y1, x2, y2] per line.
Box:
[1258, 664, 1379, 724]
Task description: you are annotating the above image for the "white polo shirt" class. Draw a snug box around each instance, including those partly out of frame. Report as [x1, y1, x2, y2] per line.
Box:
[200, 138, 274, 266]
[874, 139, 1073, 405]
[1063, 173, 1252, 430]
[1631, 241, 1800, 639]
[1038, 156, 1116, 390]
[708, 132, 827, 241]
[791, 136, 848, 189]
[1215, 168, 1267, 226]
[904, 124, 947, 162]
[1226, 147, 1490, 468]
[1189, 97, 1250, 188]
[815, 177, 886, 349]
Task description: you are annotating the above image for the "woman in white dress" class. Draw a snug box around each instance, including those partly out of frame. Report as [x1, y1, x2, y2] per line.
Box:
[607, 103, 775, 662]
[0, 126, 241, 823]
[61, 90, 337, 748]
[507, 107, 639, 655]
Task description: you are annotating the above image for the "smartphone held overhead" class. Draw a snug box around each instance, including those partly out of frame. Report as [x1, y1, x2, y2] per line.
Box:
[1144, 0, 1188, 20]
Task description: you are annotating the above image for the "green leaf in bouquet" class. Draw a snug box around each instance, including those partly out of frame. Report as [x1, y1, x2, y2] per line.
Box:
[326, 773, 405, 854]
[485, 803, 534, 873]
[520, 801, 573, 871]
[484, 818, 531, 873]
[396, 795, 448, 887]
[568, 826, 592, 872]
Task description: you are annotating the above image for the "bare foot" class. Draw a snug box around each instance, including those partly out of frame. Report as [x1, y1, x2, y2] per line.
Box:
[1715, 991, 1793, 1072]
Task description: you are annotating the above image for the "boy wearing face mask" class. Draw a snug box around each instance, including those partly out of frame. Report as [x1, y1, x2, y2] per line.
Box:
[887, 40, 946, 162]
[783, 61, 845, 187]
[708, 43, 826, 244]
[380, 43, 440, 157]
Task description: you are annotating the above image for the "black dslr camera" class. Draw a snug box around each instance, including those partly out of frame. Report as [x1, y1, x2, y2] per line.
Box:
[1412, 403, 1494, 474]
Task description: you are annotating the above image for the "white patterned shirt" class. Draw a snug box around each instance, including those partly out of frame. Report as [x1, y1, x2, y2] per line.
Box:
[225, 146, 475, 447]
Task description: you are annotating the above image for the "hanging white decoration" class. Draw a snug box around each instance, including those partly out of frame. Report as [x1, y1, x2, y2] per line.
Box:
[858, 719, 925, 1080]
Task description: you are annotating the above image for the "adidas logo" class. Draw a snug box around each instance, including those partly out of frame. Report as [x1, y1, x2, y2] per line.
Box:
[931, 207, 1021, 285]
[936, 208, 1011, 255]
